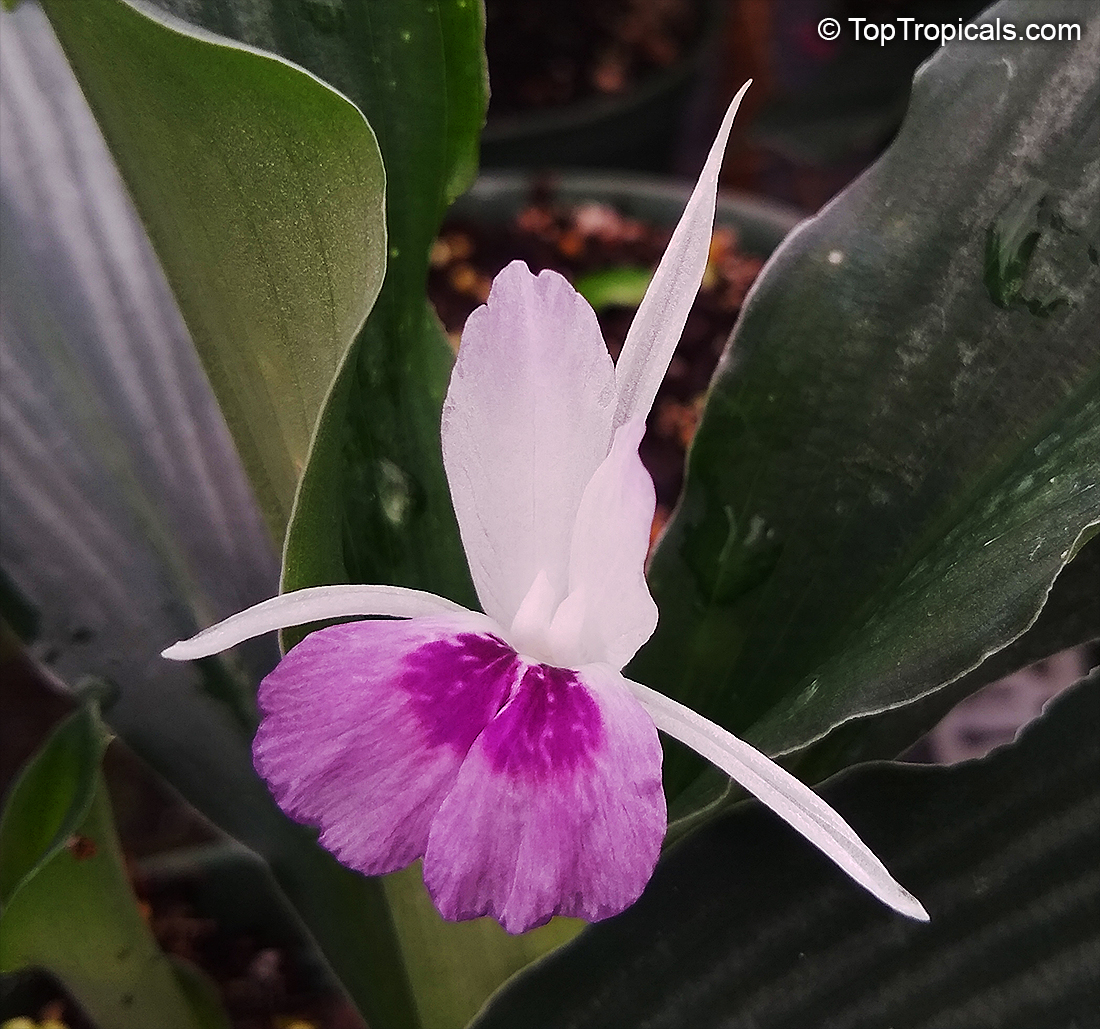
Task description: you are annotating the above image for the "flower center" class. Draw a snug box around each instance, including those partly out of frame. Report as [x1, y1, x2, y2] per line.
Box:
[507, 569, 560, 663]
[480, 662, 604, 779]
[401, 631, 605, 780]
[507, 570, 590, 667]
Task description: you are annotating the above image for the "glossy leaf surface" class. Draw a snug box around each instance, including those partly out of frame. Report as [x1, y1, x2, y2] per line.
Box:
[473, 674, 1100, 1029]
[794, 533, 1100, 780]
[631, 0, 1100, 807]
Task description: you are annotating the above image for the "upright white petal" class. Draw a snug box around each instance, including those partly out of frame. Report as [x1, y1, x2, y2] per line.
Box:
[443, 262, 616, 629]
[627, 679, 929, 921]
[557, 417, 658, 669]
[161, 584, 489, 659]
[613, 81, 752, 430]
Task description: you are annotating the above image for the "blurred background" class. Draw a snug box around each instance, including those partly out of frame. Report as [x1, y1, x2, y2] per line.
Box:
[2, 1, 1092, 1027]
[478, 0, 990, 206]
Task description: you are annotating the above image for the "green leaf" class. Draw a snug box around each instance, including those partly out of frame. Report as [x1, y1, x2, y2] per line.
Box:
[471, 673, 1100, 1029]
[278, 0, 488, 616]
[142, 0, 485, 621]
[576, 266, 653, 311]
[42, 0, 387, 537]
[794, 533, 1100, 780]
[0, 686, 106, 906]
[630, 0, 1100, 809]
[1, 7, 416, 1027]
[141, 0, 487, 612]
[0, 695, 230, 1029]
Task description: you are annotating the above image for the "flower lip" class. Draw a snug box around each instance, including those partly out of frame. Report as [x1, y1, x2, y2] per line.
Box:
[422, 658, 666, 933]
[252, 616, 666, 933]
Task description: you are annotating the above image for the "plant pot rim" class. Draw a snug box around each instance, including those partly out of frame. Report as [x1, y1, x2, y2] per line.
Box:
[453, 169, 807, 257]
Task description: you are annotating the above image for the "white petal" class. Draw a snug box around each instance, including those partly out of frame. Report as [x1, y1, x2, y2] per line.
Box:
[626, 679, 929, 921]
[613, 81, 752, 430]
[559, 417, 658, 669]
[161, 584, 489, 659]
[443, 261, 616, 629]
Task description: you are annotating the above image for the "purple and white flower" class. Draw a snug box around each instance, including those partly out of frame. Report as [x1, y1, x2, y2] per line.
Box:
[164, 84, 927, 934]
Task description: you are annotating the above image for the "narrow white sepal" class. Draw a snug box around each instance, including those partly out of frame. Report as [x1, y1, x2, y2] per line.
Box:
[627, 679, 930, 921]
[161, 585, 483, 660]
[613, 80, 752, 430]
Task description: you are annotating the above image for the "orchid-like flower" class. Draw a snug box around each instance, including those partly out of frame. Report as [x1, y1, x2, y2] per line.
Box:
[164, 84, 927, 933]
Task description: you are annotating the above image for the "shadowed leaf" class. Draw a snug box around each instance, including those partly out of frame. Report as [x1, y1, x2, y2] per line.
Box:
[630, 0, 1100, 811]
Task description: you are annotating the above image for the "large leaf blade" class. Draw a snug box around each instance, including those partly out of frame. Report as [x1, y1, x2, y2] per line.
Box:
[149, 0, 485, 611]
[278, 0, 486, 612]
[794, 532, 1100, 779]
[630, 0, 1100, 805]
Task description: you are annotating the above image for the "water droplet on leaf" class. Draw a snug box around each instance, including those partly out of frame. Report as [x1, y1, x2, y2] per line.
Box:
[377, 459, 414, 527]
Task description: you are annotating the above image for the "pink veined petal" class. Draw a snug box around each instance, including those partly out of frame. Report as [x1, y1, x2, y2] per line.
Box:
[442, 261, 617, 631]
[160, 584, 485, 659]
[253, 617, 520, 876]
[613, 81, 752, 431]
[423, 663, 666, 935]
[554, 416, 658, 670]
[626, 679, 929, 922]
